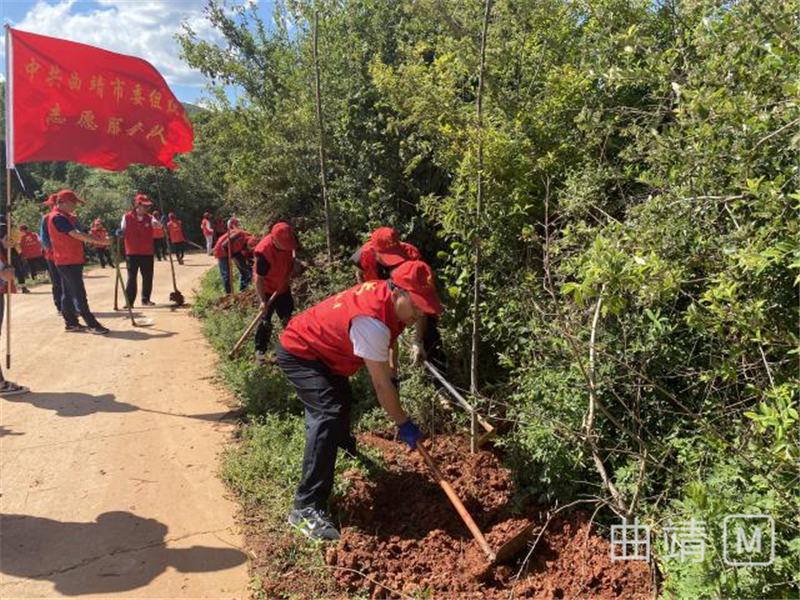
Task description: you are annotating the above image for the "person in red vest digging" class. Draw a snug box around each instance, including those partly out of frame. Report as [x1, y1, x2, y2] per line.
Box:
[120, 194, 156, 306]
[18, 224, 47, 279]
[49, 190, 111, 334]
[253, 221, 297, 363]
[278, 260, 442, 541]
[351, 226, 444, 370]
[212, 218, 253, 294]
[89, 219, 111, 268]
[166, 213, 186, 265]
[151, 210, 167, 262]
[201, 212, 214, 255]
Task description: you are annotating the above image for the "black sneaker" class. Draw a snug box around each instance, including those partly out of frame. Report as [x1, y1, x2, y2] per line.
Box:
[288, 507, 340, 541]
[65, 324, 87, 332]
[88, 325, 110, 335]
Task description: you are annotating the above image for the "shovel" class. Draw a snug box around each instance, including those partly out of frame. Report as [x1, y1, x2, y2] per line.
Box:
[227, 291, 278, 359]
[166, 244, 185, 306]
[112, 238, 153, 328]
[416, 444, 537, 565]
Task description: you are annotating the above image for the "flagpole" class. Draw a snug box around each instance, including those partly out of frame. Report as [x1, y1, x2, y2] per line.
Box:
[5, 25, 14, 369]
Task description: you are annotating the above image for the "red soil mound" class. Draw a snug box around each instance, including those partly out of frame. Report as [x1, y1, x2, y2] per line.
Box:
[328, 433, 653, 599]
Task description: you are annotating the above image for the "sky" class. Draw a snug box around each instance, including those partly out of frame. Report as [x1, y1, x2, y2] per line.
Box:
[0, 0, 275, 104]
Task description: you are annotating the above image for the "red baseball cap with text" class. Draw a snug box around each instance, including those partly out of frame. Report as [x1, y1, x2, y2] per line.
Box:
[134, 194, 153, 206]
[271, 222, 297, 250]
[369, 227, 410, 267]
[56, 190, 84, 205]
[390, 260, 442, 316]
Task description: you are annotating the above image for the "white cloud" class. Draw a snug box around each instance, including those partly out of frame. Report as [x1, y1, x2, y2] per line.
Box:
[8, 0, 224, 87]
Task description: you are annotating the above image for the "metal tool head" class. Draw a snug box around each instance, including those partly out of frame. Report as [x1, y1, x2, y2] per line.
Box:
[493, 521, 537, 564]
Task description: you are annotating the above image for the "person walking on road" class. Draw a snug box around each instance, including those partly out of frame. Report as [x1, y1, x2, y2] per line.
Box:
[89, 219, 112, 268]
[166, 213, 187, 265]
[277, 260, 442, 541]
[48, 190, 111, 334]
[253, 222, 297, 363]
[120, 194, 156, 306]
[19, 224, 47, 279]
[201, 212, 214, 255]
[151, 210, 167, 261]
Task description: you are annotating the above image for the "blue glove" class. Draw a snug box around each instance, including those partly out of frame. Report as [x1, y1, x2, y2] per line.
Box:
[398, 419, 422, 450]
[114, 228, 122, 238]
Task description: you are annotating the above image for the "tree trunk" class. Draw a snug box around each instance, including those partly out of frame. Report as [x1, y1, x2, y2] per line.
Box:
[313, 11, 333, 264]
[470, 0, 493, 395]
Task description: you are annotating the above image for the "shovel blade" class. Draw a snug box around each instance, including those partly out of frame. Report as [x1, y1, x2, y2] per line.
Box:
[494, 522, 537, 564]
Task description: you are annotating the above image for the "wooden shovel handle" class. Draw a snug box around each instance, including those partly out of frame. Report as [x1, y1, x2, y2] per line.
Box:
[227, 291, 278, 359]
[416, 445, 496, 561]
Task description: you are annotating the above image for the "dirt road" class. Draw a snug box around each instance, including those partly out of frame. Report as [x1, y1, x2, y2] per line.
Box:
[0, 252, 249, 599]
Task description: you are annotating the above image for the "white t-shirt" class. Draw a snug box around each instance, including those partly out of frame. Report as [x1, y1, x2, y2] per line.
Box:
[349, 316, 390, 362]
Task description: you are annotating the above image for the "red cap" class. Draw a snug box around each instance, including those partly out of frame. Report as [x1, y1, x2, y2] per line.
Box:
[19, 223, 28, 231]
[228, 218, 240, 229]
[370, 227, 408, 267]
[41, 194, 56, 206]
[56, 190, 84, 205]
[390, 260, 442, 316]
[271, 222, 296, 250]
[93, 218, 101, 225]
[134, 194, 153, 206]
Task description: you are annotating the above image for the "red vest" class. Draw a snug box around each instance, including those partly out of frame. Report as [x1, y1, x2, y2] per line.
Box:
[254, 234, 294, 294]
[152, 219, 165, 239]
[123, 211, 154, 256]
[20, 232, 43, 259]
[42, 212, 55, 261]
[47, 209, 85, 266]
[90, 226, 108, 241]
[201, 218, 213, 236]
[359, 241, 421, 281]
[280, 281, 405, 377]
[167, 220, 185, 243]
[213, 231, 247, 259]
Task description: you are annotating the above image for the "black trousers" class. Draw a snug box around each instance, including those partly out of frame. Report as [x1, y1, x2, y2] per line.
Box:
[26, 256, 48, 278]
[57, 264, 101, 328]
[46, 259, 62, 312]
[172, 242, 185, 261]
[154, 238, 166, 261]
[95, 248, 111, 268]
[254, 291, 295, 352]
[276, 343, 355, 511]
[10, 250, 28, 285]
[125, 254, 154, 304]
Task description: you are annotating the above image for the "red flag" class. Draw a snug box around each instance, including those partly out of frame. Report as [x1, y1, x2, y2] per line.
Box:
[6, 28, 193, 170]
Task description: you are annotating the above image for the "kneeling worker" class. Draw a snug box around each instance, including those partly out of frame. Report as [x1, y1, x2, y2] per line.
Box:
[277, 260, 442, 541]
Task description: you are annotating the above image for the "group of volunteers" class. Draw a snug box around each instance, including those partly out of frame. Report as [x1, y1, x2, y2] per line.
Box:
[2, 187, 446, 546]
[236, 219, 443, 542]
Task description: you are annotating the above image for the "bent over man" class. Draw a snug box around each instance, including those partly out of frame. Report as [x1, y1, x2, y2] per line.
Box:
[277, 260, 442, 541]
